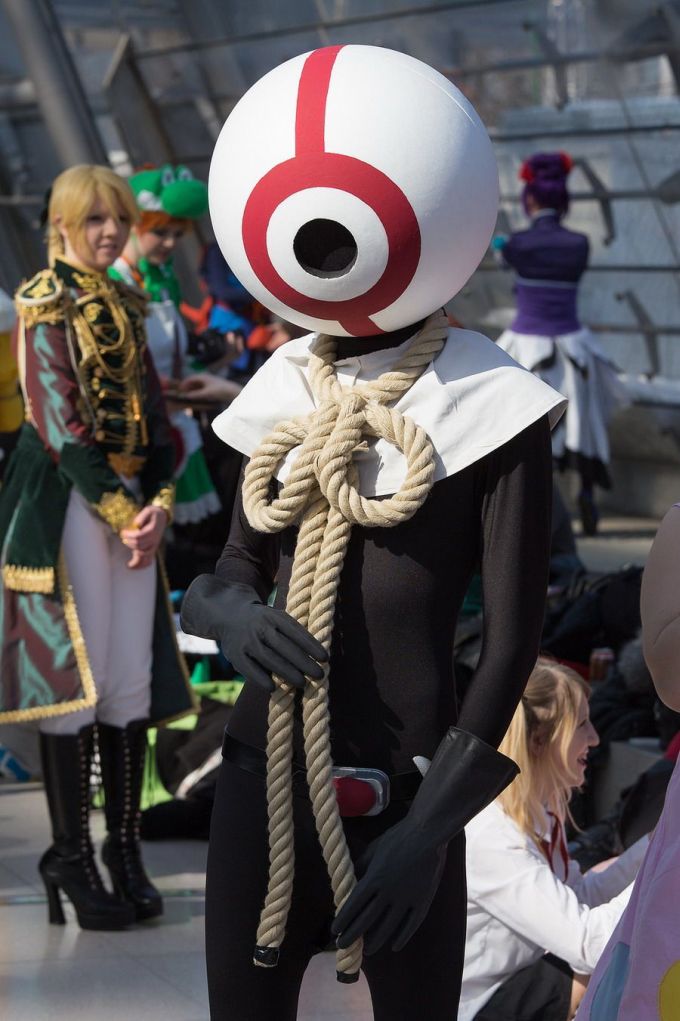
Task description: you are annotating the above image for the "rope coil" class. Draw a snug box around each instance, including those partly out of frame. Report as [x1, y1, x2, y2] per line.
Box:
[243, 310, 449, 980]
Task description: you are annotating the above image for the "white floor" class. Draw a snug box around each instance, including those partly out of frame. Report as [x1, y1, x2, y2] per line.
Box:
[0, 515, 658, 1019]
[0, 781, 374, 1020]
[575, 514, 657, 574]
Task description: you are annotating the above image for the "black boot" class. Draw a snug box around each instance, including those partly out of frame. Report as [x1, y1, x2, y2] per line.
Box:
[39, 726, 136, 930]
[99, 720, 163, 921]
[578, 487, 599, 536]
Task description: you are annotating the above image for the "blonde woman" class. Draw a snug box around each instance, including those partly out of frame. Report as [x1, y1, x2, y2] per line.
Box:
[0, 165, 194, 930]
[459, 659, 649, 1021]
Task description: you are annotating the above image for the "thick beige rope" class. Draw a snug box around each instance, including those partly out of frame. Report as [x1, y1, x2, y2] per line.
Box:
[243, 310, 448, 979]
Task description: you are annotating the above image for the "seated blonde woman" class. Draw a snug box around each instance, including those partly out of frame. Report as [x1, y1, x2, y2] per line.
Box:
[460, 659, 649, 1021]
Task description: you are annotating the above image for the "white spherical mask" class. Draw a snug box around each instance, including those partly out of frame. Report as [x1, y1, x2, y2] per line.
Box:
[209, 44, 498, 336]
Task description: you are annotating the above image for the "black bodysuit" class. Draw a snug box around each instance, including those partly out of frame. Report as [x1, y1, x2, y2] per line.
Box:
[206, 405, 552, 1020]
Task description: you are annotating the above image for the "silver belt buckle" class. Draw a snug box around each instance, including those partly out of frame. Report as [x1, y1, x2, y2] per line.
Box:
[332, 766, 390, 816]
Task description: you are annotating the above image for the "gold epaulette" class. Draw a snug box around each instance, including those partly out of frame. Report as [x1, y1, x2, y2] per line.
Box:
[15, 269, 65, 327]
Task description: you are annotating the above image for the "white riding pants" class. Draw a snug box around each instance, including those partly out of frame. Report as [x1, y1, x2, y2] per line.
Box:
[40, 489, 156, 735]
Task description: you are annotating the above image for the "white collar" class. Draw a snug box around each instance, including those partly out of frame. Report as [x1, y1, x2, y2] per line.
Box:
[330, 329, 418, 375]
[213, 327, 566, 497]
[531, 208, 560, 222]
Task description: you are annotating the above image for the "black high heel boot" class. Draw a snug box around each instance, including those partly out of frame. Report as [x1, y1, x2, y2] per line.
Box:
[99, 720, 163, 921]
[39, 726, 136, 930]
[578, 487, 599, 536]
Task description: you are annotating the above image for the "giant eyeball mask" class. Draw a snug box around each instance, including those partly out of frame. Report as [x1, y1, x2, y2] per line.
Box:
[209, 44, 499, 337]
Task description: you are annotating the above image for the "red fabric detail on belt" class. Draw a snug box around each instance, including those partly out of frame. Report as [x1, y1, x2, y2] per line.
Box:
[332, 775, 377, 817]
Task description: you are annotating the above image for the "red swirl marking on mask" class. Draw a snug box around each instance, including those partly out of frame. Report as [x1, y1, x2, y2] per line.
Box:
[296, 45, 341, 154]
[241, 45, 421, 336]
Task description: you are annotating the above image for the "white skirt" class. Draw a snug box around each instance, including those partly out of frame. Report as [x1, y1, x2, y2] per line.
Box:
[496, 327, 629, 477]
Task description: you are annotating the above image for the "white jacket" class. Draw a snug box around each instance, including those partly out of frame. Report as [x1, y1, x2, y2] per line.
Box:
[459, 801, 648, 1021]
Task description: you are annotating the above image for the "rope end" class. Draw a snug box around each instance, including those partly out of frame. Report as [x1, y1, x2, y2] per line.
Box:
[253, 945, 280, 968]
[336, 969, 360, 984]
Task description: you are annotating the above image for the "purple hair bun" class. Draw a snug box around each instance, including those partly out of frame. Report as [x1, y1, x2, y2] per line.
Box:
[519, 151, 573, 215]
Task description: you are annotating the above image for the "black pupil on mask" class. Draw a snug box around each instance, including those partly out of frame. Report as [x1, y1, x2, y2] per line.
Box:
[293, 219, 358, 277]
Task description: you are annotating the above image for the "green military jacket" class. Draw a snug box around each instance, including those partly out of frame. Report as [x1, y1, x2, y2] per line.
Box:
[0, 258, 196, 724]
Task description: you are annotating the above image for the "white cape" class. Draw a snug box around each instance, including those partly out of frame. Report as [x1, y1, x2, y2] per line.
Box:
[213, 327, 567, 498]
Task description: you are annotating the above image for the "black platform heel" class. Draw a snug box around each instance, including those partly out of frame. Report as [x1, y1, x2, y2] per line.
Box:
[99, 720, 163, 922]
[578, 488, 599, 536]
[39, 726, 136, 931]
[42, 874, 66, 925]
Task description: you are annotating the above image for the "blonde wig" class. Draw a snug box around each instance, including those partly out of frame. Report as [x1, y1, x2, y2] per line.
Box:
[498, 658, 590, 845]
[46, 165, 138, 266]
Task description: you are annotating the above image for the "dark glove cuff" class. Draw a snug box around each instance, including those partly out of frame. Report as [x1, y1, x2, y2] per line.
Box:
[409, 726, 519, 849]
[180, 574, 261, 642]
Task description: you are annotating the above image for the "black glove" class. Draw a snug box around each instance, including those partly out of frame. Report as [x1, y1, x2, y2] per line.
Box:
[180, 574, 328, 692]
[331, 727, 518, 955]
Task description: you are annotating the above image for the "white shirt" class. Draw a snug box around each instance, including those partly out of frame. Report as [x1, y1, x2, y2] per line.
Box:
[111, 258, 190, 380]
[459, 801, 649, 1021]
[212, 326, 566, 497]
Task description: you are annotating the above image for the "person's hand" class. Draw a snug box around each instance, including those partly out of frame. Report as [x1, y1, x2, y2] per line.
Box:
[265, 324, 293, 352]
[219, 329, 246, 367]
[587, 856, 618, 874]
[332, 822, 446, 954]
[121, 505, 168, 569]
[180, 575, 328, 692]
[331, 728, 519, 956]
[126, 548, 155, 570]
[178, 372, 242, 404]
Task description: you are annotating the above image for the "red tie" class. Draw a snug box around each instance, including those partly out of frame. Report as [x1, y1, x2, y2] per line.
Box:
[547, 812, 569, 878]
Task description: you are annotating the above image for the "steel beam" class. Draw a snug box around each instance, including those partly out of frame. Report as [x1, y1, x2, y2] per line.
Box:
[477, 263, 680, 273]
[491, 123, 680, 142]
[2, 0, 106, 167]
[134, 0, 519, 61]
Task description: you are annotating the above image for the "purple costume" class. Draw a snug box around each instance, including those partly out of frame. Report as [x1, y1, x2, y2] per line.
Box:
[497, 210, 626, 490]
[504, 210, 587, 336]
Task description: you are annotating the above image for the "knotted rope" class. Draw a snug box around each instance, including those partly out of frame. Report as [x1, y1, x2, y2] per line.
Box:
[242, 310, 448, 980]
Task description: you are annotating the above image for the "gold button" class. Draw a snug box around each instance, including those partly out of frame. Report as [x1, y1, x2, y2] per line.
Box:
[95, 429, 105, 441]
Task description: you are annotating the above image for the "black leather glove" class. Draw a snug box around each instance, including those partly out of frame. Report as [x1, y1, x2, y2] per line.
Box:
[180, 574, 328, 692]
[331, 727, 519, 954]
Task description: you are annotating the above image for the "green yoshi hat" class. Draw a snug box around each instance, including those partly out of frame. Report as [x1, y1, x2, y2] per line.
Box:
[128, 164, 208, 220]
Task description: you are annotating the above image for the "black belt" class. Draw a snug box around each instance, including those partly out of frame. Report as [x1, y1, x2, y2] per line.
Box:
[221, 732, 422, 804]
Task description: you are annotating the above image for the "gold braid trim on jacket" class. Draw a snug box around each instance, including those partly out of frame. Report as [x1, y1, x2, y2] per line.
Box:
[150, 484, 175, 525]
[93, 488, 139, 533]
[2, 564, 55, 594]
[109, 276, 149, 316]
